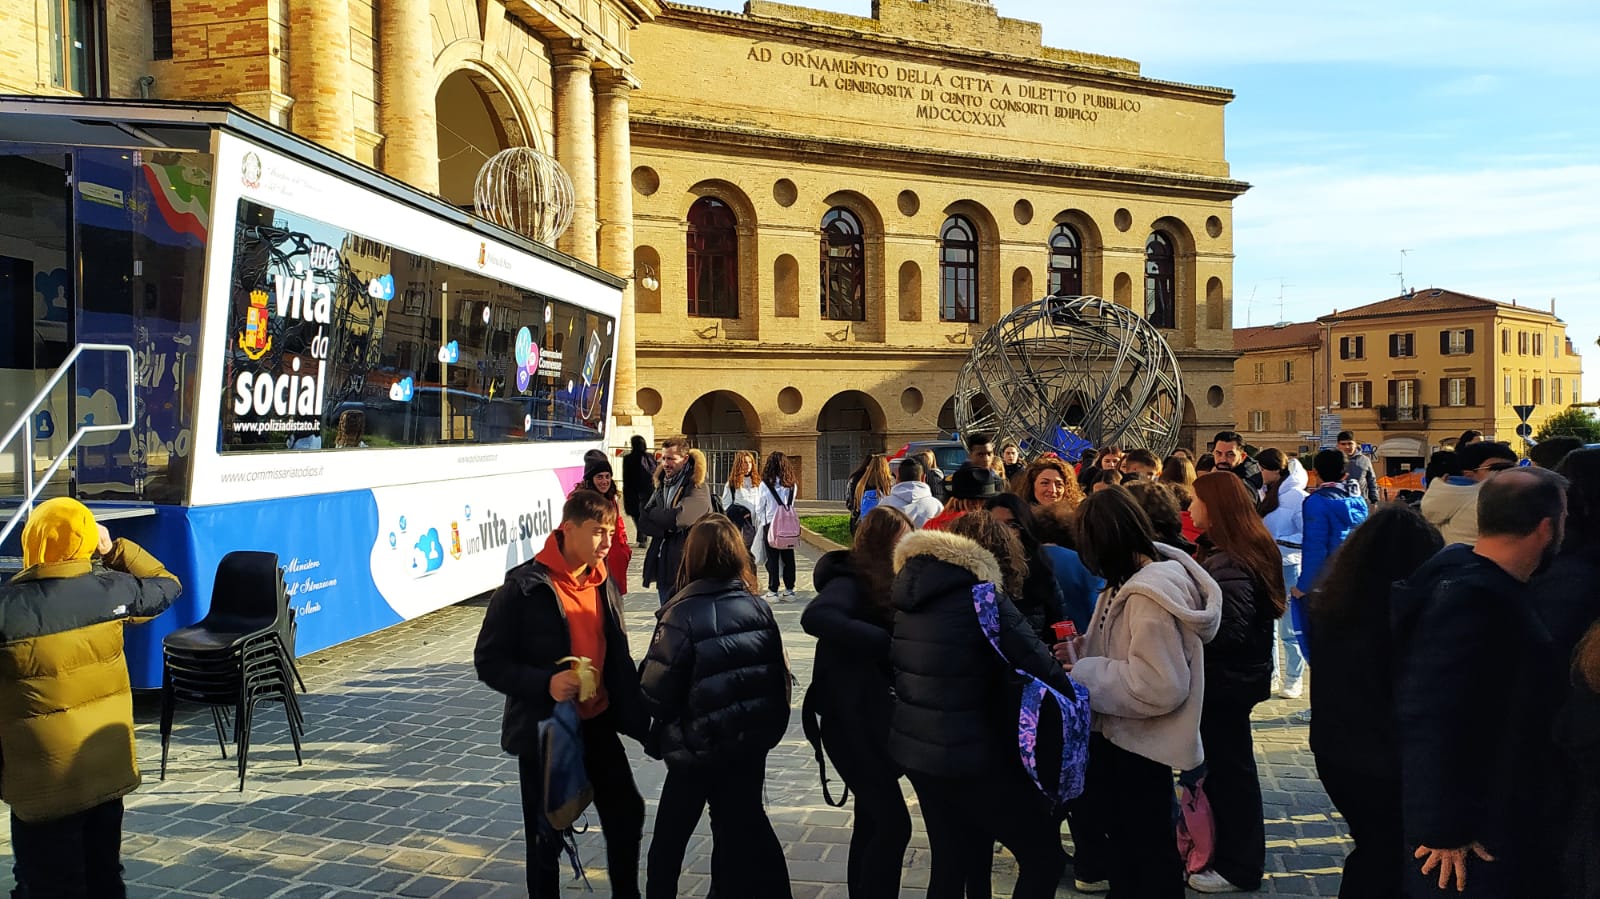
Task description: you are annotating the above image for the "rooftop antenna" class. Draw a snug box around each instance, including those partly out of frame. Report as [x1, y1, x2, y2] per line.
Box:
[1276, 278, 1292, 323]
[1244, 283, 1259, 326]
[1394, 249, 1414, 294]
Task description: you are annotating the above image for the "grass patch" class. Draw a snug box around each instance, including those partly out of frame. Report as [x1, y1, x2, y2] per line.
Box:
[801, 514, 852, 547]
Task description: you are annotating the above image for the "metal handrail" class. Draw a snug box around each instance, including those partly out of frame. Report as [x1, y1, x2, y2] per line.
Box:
[0, 343, 136, 549]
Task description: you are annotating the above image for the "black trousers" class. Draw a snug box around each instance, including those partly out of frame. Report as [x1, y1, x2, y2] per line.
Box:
[646, 753, 791, 899]
[823, 728, 912, 898]
[907, 767, 1067, 899]
[10, 798, 125, 899]
[518, 713, 644, 899]
[1199, 695, 1266, 889]
[1317, 763, 1403, 899]
[1081, 734, 1184, 899]
[765, 544, 796, 592]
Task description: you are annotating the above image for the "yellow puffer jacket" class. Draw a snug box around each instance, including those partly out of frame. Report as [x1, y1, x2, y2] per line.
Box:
[0, 499, 180, 822]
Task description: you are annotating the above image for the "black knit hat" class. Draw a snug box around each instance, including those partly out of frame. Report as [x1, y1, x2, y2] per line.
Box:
[950, 464, 1004, 500]
[584, 455, 615, 482]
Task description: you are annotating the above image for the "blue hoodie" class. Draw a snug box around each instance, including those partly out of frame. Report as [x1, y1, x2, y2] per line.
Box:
[1296, 478, 1369, 594]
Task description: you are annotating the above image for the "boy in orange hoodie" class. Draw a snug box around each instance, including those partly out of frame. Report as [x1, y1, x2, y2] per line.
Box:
[474, 490, 648, 898]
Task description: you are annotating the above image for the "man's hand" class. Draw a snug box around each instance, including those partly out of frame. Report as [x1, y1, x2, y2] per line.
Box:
[1290, 586, 1305, 599]
[95, 525, 114, 557]
[1415, 842, 1495, 892]
[548, 670, 581, 702]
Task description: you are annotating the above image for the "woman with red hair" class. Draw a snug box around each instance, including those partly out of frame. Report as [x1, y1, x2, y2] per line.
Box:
[1185, 472, 1286, 894]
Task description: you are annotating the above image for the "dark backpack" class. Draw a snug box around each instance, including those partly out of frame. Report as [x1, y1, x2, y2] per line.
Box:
[800, 683, 851, 808]
[538, 700, 594, 886]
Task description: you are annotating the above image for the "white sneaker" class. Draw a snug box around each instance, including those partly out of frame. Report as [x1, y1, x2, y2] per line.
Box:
[762, 591, 779, 603]
[1279, 677, 1304, 700]
[1188, 869, 1244, 893]
[1073, 878, 1109, 893]
[782, 589, 797, 600]
[1269, 675, 1282, 695]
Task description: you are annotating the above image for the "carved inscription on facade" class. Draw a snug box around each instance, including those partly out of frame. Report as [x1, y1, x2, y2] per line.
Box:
[746, 45, 1143, 129]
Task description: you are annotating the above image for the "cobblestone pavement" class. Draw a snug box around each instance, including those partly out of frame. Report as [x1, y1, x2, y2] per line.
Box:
[0, 540, 1352, 897]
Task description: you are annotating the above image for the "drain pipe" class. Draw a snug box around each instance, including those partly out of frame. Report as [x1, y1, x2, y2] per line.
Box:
[137, 76, 155, 99]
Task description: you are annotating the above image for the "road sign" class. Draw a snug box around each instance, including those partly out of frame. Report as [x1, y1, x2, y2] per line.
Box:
[1516, 423, 1533, 439]
[1318, 413, 1342, 450]
[1514, 404, 1535, 423]
[1360, 443, 1376, 455]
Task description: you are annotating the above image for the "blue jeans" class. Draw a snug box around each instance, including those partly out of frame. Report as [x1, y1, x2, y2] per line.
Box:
[1273, 559, 1306, 684]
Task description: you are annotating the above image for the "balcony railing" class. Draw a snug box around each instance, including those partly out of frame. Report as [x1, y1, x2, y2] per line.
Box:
[1376, 404, 1429, 424]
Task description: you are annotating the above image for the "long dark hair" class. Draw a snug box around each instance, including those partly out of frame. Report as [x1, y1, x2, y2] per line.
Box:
[852, 507, 913, 623]
[985, 492, 1043, 556]
[1310, 503, 1442, 621]
[1557, 448, 1600, 554]
[1123, 480, 1186, 549]
[676, 514, 760, 593]
[1193, 472, 1287, 615]
[762, 451, 795, 489]
[1074, 486, 1160, 588]
[948, 510, 1028, 599]
[1256, 448, 1287, 517]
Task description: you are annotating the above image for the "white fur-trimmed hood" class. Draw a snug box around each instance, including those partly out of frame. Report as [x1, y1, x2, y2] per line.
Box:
[892, 528, 1002, 586]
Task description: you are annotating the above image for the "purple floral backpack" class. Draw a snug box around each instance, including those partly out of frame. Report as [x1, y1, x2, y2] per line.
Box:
[971, 582, 1092, 806]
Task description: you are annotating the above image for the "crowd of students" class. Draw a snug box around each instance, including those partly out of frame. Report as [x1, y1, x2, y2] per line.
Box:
[472, 428, 1600, 899]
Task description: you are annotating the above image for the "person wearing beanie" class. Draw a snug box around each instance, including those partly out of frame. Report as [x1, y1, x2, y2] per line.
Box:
[0, 497, 182, 897]
[574, 454, 632, 593]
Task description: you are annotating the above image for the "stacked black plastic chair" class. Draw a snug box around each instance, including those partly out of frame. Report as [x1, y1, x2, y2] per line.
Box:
[160, 551, 307, 790]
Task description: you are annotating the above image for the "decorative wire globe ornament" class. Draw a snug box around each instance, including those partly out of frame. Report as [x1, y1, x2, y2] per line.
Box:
[955, 295, 1184, 461]
[473, 147, 575, 246]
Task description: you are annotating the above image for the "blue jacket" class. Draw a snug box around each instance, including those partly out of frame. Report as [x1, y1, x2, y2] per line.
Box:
[1043, 544, 1102, 632]
[1296, 479, 1368, 594]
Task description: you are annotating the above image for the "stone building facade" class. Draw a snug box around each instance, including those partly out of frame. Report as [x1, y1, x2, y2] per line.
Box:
[1232, 322, 1324, 453]
[628, 0, 1246, 497]
[0, 0, 1246, 498]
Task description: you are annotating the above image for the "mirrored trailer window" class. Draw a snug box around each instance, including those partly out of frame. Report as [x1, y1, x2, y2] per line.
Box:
[217, 199, 615, 453]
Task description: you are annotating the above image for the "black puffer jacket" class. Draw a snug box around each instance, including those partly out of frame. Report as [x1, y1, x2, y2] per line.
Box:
[802, 551, 894, 748]
[1199, 544, 1275, 704]
[888, 529, 1078, 777]
[639, 577, 791, 768]
[473, 558, 648, 755]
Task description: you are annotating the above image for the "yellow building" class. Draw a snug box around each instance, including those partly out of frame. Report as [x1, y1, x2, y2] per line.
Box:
[629, 0, 1247, 497]
[1317, 289, 1583, 472]
[0, 0, 1247, 499]
[1232, 322, 1323, 453]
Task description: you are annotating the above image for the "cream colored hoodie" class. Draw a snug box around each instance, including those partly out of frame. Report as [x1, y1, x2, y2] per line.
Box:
[1070, 543, 1222, 771]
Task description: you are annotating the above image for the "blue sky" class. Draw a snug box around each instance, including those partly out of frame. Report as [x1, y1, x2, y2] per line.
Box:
[689, 0, 1600, 397]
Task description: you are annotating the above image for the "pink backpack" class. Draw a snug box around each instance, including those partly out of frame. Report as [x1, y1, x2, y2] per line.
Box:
[1176, 775, 1217, 875]
[766, 483, 801, 549]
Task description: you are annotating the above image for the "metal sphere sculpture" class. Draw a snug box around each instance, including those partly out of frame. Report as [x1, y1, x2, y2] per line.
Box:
[473, 146, 575, 246]
[955, 295, 1184, 461]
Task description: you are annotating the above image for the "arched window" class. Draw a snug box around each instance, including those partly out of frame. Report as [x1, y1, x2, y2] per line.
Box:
[940, 215, 979, 323]
[1144, 230, 1175, 329]
[687, 197, 739, 318]
[820, 208, 865, 321]
[1048, 224, 1083, 297]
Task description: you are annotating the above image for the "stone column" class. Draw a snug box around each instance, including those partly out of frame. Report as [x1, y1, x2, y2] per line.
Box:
[553, 47, 598, 264]
[288, 0, 355, 157]
[378, 0, 439, 194]
[596, 70, 640, 421]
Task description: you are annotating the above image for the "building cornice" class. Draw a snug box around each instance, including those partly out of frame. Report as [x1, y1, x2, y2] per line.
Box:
[657, 2, 1233, 105]
[631, 116, 1251, 202]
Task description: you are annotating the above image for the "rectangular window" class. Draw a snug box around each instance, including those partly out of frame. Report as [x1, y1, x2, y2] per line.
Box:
[1505, 375, 1513, 405]
[1390, 332, 1414, 357]
[1519, 332, 1530, 355]
[1555, 339, 1561, 359]
[217, 198, 614, 453]
[1520, 376, 1529, 404]
[151, 0, 172, 59]
[1249, 410, 1269, 432]
[1534, 378, 1544, 404]
[1283, 359, 1294, 382]
[49, 0, 104, 95]
[1253, 361, 1264, 384]
[1444, 377, 1473, 407]
[1554, 378, 1563, 405]
[1343, 380, 1367, 409]
[1502, 329, 1510, 354]
[1284, 409, 1297, 433]
[1442, 329, 1472, 355]
[1534, 333, 1544, 356]
[1339, 335, 1365, 360]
